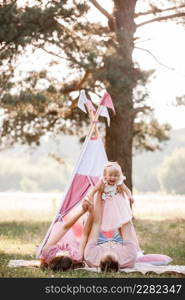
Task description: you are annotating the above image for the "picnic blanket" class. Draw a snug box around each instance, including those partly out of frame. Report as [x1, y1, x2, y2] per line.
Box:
[8, 260, 185, 275]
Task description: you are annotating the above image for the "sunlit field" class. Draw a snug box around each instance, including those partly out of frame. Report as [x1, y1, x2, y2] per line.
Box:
[0, 193, 185, 278]
[1, 192, 184, 221]
[133, 194, 185, 220]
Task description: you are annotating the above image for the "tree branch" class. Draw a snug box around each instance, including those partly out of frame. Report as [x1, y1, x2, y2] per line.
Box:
[137, 12, 185, 27]
[60, 66, 104, 95]
[135, 47, 174, 71]
[0, 43, 8, 55]
[90, 0, 113, 20]
[33, 44, 69, 61]
[135, 4, 185, 18]
[133, 106, 152, 116]
[60, 71, 91, 94]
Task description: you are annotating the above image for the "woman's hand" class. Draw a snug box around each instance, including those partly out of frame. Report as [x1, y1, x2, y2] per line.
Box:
[82, 198, 93, 212]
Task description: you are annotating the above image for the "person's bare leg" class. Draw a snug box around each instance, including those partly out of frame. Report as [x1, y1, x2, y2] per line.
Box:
[42, 204, 89, 253]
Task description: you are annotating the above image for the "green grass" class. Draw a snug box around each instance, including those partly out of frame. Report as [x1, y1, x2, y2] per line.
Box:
[0, 216, 185, 278]
[0, 193, 185, 278]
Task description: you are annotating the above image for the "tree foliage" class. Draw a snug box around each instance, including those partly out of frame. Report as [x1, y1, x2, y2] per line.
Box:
[158, 148, 185, 194]
[0, 0, 185, 188]
[0, 154, 72, 192]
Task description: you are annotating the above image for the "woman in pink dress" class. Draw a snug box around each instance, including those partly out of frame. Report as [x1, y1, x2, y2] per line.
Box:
[40, 200, 92, 271]
[83, 191, 138, 271]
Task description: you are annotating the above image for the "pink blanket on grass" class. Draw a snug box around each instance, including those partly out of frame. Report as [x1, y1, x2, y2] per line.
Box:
[7, 260, 185, 275]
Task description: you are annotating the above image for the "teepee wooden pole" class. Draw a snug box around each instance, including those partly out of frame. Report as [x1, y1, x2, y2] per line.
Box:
[86, 104, 101, 139]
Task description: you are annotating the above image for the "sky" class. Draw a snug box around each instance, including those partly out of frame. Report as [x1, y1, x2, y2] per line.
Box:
[14, 0, 185, 130]
[89, 0, 185, 129]
[134, 21, 185, 130]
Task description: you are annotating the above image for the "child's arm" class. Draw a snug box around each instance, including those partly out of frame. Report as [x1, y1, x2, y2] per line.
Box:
[119, 183, 134, 205]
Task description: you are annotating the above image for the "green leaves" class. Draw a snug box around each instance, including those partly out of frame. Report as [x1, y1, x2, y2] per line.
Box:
[158, 148, 185, 194]
[1, 91, 48, 106]
[0, 0, 183, 158]
[133, 117, 171, 152]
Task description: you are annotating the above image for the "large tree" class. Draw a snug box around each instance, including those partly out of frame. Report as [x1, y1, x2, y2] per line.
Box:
[0, 0, 185, 189]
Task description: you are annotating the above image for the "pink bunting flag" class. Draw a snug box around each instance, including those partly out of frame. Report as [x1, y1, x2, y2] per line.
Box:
[87, 100, 96, 113]
[100, 92, 116, 114]
[99, 106, 110, 127]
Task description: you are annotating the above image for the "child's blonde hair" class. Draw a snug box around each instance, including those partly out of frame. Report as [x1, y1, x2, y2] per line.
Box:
[103, 161, 126, 184]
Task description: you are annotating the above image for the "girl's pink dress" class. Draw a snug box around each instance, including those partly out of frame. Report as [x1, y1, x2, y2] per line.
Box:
[100, 181, 133, 231]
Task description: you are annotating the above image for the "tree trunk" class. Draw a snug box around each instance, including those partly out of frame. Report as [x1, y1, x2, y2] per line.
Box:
[105, 108, 133, 190]
[105, 0, 137, 190]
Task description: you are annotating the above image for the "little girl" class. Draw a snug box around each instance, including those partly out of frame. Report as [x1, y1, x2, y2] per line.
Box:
[84, 161, 134, 232]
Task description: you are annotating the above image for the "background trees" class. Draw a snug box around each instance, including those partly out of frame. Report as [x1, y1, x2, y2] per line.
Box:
[158, 148, 185, 195]
[0, 0, 185, 189]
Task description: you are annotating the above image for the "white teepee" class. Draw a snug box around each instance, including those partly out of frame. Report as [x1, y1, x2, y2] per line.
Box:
[36, 91, 110, 258]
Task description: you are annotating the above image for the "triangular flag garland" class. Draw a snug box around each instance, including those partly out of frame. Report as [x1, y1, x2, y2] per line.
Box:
[77, 90, 88, 113]
[99, 106, 110, 127]
[86, 100, 96, 113]
[77, 90, 115, 123]
[100, 92, 116, 114]
[77, 90, 96, 114]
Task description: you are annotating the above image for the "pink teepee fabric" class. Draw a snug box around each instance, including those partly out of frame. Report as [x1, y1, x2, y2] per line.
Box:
[36, 137, 108, 258]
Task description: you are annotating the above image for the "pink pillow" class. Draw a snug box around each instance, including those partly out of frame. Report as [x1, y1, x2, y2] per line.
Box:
[137, 254, 172, 265]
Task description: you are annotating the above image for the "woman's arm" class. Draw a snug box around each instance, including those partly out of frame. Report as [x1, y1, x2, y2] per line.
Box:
[80, 184, 104, 257]
[84, 180, 103, 203]
[79, 212, 94, 259]
[84, 191, 103, 244]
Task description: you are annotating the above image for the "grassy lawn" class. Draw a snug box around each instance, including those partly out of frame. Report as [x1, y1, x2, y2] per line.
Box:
[0, 194, 185, 278]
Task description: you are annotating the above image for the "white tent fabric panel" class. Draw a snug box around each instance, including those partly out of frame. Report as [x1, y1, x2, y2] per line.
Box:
[77, 139, 107, 176]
